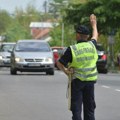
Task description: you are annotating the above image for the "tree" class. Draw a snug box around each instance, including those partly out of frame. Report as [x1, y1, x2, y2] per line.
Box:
[0, 10, 12, 34]
[69, 0, 86, 4]
[64, 0, 120, 46]
[14, 4, 42, 30]
[5, 21, 31, 42]
[49, 22, 75, 47]
[65, 0, 120, 34]
[48, 0, 68, 19]
[3, 3, 45, 42]
[52, 0, 66, 3]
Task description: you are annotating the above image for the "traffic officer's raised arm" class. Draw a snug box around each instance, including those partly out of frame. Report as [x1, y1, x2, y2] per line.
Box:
[90, 14, 98, 41]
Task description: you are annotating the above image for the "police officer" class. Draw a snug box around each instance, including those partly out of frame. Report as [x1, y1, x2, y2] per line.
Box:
[57, 14, 98, 120]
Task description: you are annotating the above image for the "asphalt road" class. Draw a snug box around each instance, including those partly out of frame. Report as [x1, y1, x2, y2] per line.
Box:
[96, 72, 120, 120]
[0, 68, 120, 120]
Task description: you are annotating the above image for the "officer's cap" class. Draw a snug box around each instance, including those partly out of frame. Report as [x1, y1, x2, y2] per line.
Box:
[75, 25, 90, 35]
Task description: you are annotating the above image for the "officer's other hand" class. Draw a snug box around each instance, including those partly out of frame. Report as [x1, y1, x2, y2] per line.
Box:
[65, 67, 74, 76]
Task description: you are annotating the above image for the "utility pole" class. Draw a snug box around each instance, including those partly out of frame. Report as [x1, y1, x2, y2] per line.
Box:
[43, 1, 47, 14]
[61, 23, 64, 47]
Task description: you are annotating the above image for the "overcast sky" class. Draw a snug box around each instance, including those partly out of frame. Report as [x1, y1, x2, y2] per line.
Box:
[0, 0, 48, 13]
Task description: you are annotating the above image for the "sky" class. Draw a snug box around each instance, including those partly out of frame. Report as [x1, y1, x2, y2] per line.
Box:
[0, 0, 48, 13]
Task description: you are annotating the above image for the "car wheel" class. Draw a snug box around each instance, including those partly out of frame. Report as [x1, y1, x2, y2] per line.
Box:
[10, 67, 17, 75]
[98, 69, 108, 74]
[46, 68, 54, 75]
[103, 69, 108, 74]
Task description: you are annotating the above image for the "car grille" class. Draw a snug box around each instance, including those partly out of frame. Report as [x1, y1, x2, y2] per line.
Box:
[6, 56, 11, 58]
[25, 59, 43, 62]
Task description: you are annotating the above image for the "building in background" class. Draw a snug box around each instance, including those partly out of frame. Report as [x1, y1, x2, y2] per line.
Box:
[29, 22, 59, 41]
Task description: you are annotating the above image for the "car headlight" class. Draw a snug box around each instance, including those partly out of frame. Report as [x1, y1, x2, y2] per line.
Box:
[45, 58, 53, 63]
[0, 56, 3, 59]
[15, 57, 24, 62]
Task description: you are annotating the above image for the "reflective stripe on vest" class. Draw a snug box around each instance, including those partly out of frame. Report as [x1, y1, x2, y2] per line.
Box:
[74, 72, 98, 80]
[69, 41, 98, 81]
[74, 65, 96, 73]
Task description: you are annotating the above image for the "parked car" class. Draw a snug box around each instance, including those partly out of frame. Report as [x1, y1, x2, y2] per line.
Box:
[96, 43, 108, 73]
[52, 49, 60, 68]
[51, 46, 65, 57]
[0, 42, 16, 67]
[51, 46, 67, 68]
[10, 40, 54, 75]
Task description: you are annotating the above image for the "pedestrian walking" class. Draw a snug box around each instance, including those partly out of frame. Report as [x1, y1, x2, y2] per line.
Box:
[57, 14, 98, 120]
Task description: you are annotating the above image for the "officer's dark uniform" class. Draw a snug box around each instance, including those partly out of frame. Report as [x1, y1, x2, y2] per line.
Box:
[58, 38, 97, 120]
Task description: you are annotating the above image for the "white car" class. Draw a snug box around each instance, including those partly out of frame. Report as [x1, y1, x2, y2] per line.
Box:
[0, 42, 16, 67]
[10, 40, 54, 75]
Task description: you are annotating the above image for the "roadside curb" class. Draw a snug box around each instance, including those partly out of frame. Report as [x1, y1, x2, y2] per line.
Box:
[108, 70, 120, 74]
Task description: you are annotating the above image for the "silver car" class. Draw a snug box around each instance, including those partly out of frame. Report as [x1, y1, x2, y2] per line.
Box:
[10, 40, 54, 75]
[0, 42, 16, 67]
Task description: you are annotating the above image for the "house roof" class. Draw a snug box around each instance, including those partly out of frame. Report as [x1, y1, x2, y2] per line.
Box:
[30, 21, 59, 40]
[30, 22, 59, 28]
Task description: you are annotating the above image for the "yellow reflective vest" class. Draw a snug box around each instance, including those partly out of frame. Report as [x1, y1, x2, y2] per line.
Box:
[69, 41, 98, 81]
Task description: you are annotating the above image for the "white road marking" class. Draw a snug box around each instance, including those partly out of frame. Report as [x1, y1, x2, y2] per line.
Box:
[115, 89, 120, 92]
[101, 85, 110, 89]
[101, 85, 120, 93]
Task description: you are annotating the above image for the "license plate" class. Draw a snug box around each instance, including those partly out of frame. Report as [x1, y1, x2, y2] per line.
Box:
[28, 63, 40, 66]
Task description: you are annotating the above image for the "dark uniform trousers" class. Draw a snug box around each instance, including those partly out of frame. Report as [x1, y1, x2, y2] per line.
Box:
[71, 79, 96, 120]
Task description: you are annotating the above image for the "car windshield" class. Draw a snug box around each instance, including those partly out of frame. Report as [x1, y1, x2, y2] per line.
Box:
[15, 42, 50, 52]
[0, 44, 15, 52]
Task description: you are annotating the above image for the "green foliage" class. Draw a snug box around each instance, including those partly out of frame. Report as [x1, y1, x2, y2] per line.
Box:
[64, 0, 120, 34]
[0, 3, 46, 42]
[49, 25, 62, 46]
[69, 0, 86, 4]
[5, 21, 31, 42]
[114, 29, 120, 53]
[49, 22, 75, 47]
[98, 35, 108, 51]
[52, 0, 65, 3]
[0, 10, 12, 34]
[48, 0, 68, 19]
[62, 0, 120, 61]
[14, 4, 42, 30]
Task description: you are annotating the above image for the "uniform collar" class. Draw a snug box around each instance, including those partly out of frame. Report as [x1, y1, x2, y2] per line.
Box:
[77, 39, 87, 43]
